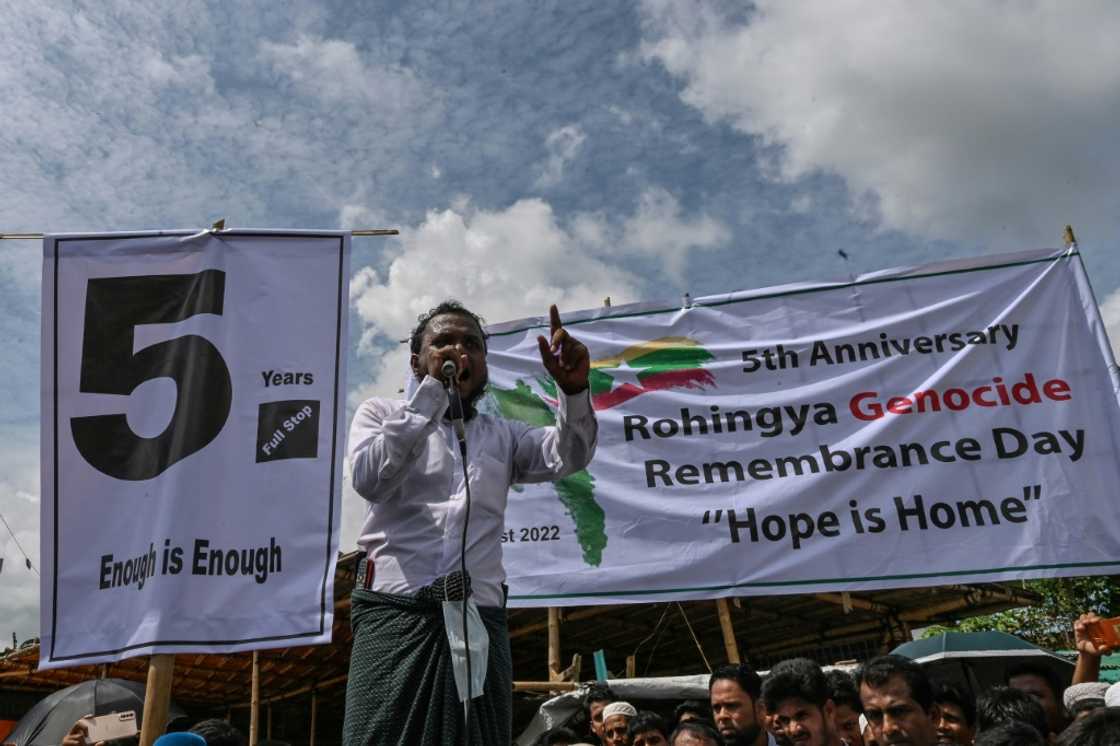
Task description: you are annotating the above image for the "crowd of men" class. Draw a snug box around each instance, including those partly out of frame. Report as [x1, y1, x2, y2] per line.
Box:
[532, 613, 1120, 746]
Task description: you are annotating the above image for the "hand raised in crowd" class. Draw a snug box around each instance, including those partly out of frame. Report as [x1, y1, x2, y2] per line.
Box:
[1074, 612, 1114, 656]
[537, 304, 590, 395]
[62, 717, 106, 746]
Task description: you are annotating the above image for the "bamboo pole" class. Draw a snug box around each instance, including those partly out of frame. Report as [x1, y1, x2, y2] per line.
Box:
[309, 692, 318, 746]
[813, 592, 891, 615]
[509, 605, 624, 639]
[715, 599, 741, 664]
[513, 681, 580, 692]
[230, 674, 349, 709]
[249, 651, 260, 746]
[752, 589, 1024, 658]
[0, 669, 34, 679]
[138, 654, 175, 746]
[0, 229, 399, 239]
[548, 608, 562, 681]
[625, 655, 636, 678]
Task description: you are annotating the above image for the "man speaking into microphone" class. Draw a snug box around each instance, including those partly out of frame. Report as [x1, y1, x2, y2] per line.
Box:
[343, 301, 597, 746]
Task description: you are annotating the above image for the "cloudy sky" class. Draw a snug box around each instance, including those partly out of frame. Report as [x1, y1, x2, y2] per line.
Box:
[3, 0, 1120, 642]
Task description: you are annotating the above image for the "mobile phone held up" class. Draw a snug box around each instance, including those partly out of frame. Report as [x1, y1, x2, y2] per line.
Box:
[83, 711, 138, 744]
[1085, 616, 1120, 650]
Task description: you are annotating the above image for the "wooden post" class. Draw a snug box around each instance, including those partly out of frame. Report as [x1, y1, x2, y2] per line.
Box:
[625, 655, 636, 678]
[138, 654, 175, 746]
[249, 651, 260, 746]
[309, 692, 318, 746]
[716, 598, 741, 664]
[548, 608, 562, 681]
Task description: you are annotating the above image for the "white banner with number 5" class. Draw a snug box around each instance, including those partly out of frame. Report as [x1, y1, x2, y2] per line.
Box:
[40, 231, 350, 668]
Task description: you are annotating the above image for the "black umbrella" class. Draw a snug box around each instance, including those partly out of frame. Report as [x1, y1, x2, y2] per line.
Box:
[891, 631, 1074, 699]
[5, 678, 187, 746]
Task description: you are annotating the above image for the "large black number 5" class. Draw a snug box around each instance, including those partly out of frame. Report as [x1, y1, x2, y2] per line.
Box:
[70, 269, 233, 480]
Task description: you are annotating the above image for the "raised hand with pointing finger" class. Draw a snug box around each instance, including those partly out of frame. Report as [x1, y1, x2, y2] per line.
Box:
[537, 304, 590, 395]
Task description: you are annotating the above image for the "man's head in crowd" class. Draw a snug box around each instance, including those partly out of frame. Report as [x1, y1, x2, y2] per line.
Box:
[586, 683, 618, 739]
[409, 300, 490, 407]
[973, 721, 1045, 746]
[1057, 706, 1120, 746]
[975, 685, 1048, 739]
[709, 663, 764, 746]
[671, 720, 727, 746]
[1063, 682, 1107, 722]
[761, 658, 841, 746]
[856, 655, 940, 746]
[188, 720, 244, 746]
[629, 711, 671, 746]
[933, 682, 976, 746]
[603, 702, 639, 746]
[825, 669, 864, 746]
[1005, 662, 1065, 735]
[676, 700, 712, 726]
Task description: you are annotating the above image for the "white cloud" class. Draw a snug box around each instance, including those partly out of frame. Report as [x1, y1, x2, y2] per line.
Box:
[0, 4, 446, 247]
[348, 197, 642, 398]
[339, 203, 388, 231]
[570, 188, 729, 282]
[141, 52, 214, 93]
[258, 35, 432, 115]
[534, 125, 587, 188]
[1098, 287, 1120, 362]
[639, 0, 1120, 249]
[617, 187, 730, 279]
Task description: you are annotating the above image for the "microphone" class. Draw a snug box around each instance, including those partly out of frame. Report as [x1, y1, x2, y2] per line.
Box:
[441, 360, 467, 447]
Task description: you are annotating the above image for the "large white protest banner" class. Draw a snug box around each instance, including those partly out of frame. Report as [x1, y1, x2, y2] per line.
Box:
[484, 248, 1120, 607]
[40, 231, 349, 668]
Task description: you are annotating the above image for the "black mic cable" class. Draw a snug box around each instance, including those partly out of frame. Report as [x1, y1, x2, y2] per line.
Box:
[441, 360, 473, 741]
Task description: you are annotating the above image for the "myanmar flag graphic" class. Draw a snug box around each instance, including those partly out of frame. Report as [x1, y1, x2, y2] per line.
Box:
[587, 336, 716, 410]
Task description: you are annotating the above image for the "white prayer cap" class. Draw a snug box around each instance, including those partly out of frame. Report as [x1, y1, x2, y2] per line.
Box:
[602, 701, 638, 720]
[1104, 681, 1120, 708]
[1065, 681, 1109, 712]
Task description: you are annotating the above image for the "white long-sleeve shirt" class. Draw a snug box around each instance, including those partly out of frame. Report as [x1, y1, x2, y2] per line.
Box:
[348, 375, 598, 607]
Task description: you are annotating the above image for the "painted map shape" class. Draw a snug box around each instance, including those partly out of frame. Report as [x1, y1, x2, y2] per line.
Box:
[488, 336, 716, 568]
[489, 379, 607, 567]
